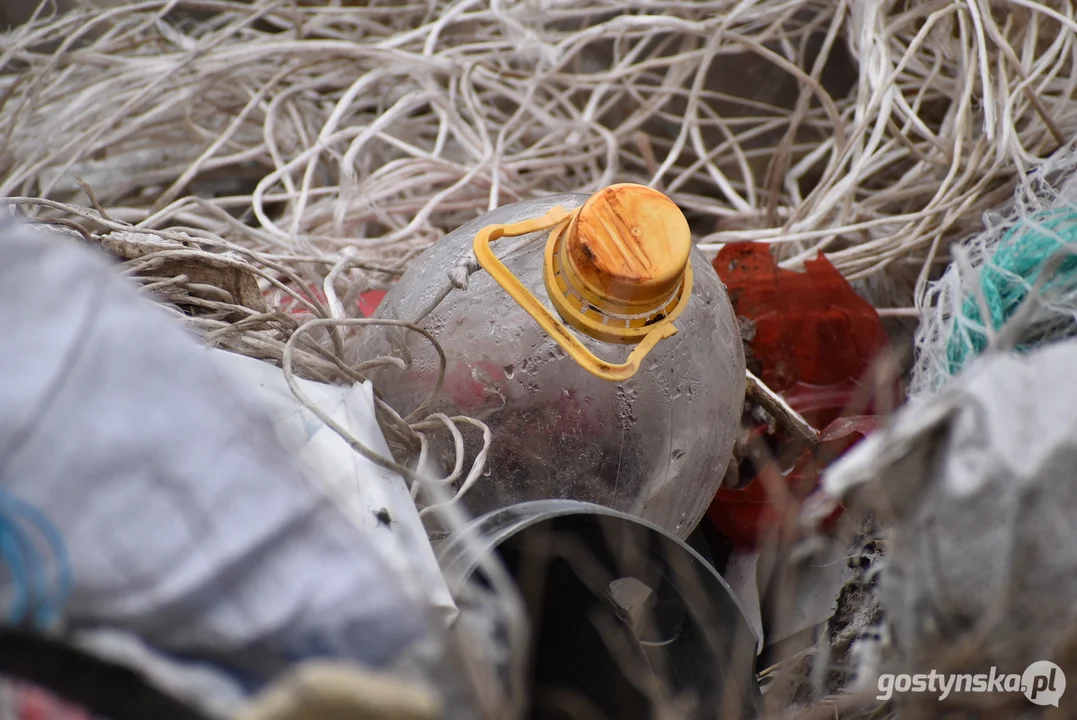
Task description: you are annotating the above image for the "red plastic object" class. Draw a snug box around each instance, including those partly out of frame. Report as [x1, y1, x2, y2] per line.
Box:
[274, 285, 388, 318]
[9, 680, 91, 720]
[712, 242, 893, 427]
[706, 243, 898, 547]
[707, 416, 881, 546]
[357, 289, 387, 317]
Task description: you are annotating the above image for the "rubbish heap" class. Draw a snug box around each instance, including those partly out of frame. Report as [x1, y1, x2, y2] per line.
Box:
[3, 2, 1077, 719]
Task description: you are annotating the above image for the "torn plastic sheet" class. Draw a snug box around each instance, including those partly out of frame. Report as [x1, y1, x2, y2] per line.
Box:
[814, 340, 1077, 681]
[0, 220, 432, 685]
[211, 350, 456, 626]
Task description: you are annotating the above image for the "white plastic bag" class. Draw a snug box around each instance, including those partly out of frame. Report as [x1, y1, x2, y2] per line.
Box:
[0, 220, 434, 685]
[210, 350, 456, 625]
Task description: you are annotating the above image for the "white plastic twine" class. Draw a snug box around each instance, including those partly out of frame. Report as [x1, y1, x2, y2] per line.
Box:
[4, 0, 1076, 512]
[4, 0, 1075, 306]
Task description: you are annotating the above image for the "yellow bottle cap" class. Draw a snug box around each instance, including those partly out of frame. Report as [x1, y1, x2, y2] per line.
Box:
[561, 183, 692, 315]
[545, 184, 694, 344]
[472, 185, 694, 381]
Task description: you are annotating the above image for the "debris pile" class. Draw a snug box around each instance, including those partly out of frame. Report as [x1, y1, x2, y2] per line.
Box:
[3, 1, 1077, 718]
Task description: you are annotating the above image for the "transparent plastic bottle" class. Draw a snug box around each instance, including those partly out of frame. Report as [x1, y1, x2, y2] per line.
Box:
[352, 184, 745, 538]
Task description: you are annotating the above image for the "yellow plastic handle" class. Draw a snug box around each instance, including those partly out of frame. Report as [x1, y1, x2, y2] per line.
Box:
[472, 206, 679, 382]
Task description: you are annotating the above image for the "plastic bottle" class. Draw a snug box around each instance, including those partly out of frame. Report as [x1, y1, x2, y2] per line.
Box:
[351, 184, 745, 538]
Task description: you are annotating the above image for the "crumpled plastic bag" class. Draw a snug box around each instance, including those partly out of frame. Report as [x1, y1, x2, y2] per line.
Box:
[0, 220, 431, 687]
[210, 350, 457, 627]
[816, 339, 1077, 691]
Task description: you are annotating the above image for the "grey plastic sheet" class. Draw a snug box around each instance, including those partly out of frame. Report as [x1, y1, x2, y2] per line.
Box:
[0, 220, 428, 686]
[820, 340, 1077, 682]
